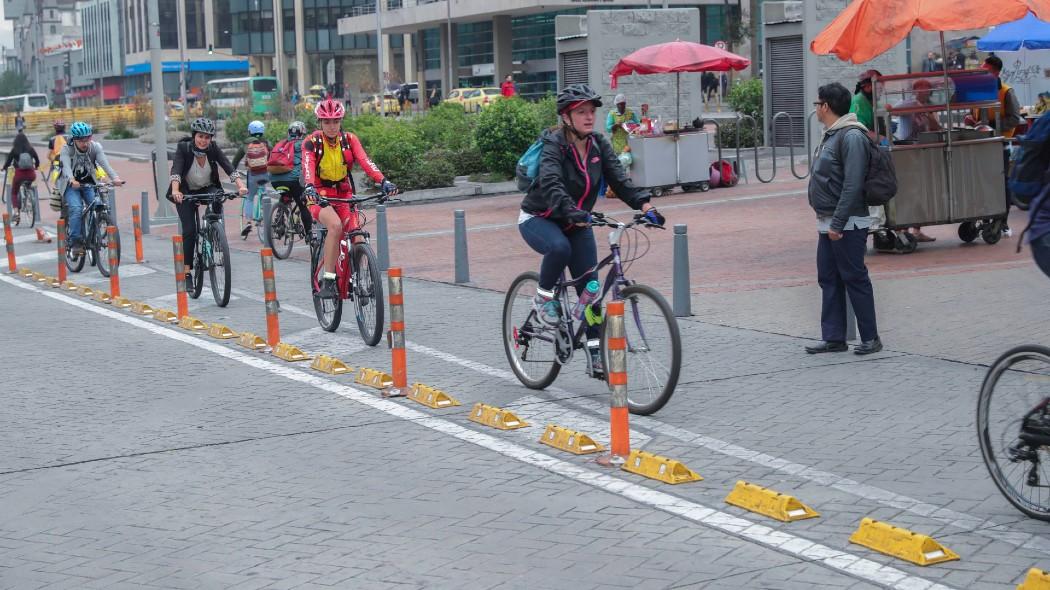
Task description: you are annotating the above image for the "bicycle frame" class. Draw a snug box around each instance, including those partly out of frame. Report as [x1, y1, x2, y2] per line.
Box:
[312, 210, 370, 301]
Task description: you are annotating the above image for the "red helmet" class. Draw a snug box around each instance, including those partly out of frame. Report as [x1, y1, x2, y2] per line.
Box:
[314, 98, 345, 120]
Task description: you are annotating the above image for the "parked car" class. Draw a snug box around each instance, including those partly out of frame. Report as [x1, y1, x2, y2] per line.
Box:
[360, 93, 401, 115]
[462, 87, 503, 112]
[398, 82, 419, 104]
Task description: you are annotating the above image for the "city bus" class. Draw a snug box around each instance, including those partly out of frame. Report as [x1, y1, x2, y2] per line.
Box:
[204, 77, 280, 118]
[0, 93, 50, 113]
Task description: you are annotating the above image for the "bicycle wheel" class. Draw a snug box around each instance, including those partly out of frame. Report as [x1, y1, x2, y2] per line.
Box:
[189, 236, 205, 299]
[502, 271, 561, 389]
[18, 184, 35, 228]
[65, 241, 85, 273]
[311, 238, 342, 332]
[254, 189, 266, 243]
[978, 345, 1050, 521]
[352, 243, 385, 347]
[269, 201, 294, 260]
[601, 284, 682, 415]
[94, 214, 120, 278]
[208, 224, 232, 307]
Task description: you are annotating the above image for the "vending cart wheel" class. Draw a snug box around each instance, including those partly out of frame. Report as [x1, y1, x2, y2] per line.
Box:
[958, 221, 979, 243]
[981, 219, 1003, 245]
[872, 230, 896, 252]
[699, 181, 710, 192]
[896, 231, 918, 254]
[650, 187, 664, 198]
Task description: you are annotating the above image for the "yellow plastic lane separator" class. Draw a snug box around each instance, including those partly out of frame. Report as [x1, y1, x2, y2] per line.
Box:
[848, 518, 959, 566]
[272, 341, 311, 362]
[407, 383, 460, 409]
[130, 301, 155, 315]
[468, 402, 528, 430]
[539, 424, 606, 455]
[237, 332, 268, 351]
[310, 354, 352, 375]
[355, 367, 394, 390]
[177, 316, 208, 332]
[621, 449, 702, 484]
[1018, 567, 1050, 590]
[724, 481, 819, 522]
[207, 323, 238, 340]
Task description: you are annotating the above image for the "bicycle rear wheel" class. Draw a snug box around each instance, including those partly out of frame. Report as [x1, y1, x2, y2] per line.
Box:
[352, 243, 384, 347]
[190, 241, 205, 300]
[601, 284, 681, 415]
[311, 238, 342, 332]
[94, 214, 119, 278]
[65, 242, 85, 273]
[208, 224, 232, 307]
[978, 345, 1050, 521]
[268, 201, 294, 260]
[18, 185, 35, 227]
[502, 271, 561, 389]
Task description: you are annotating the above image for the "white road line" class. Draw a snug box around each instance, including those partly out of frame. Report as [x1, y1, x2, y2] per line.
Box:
[0, 272, 955, 590]
[509, 395, 652, 449]
[13, 251, 55, 265]
[9, 225, 57, 244]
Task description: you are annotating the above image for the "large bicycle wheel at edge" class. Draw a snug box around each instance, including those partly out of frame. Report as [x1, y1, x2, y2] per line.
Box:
[352, 243, 384, 347]
[93, 213, 120, 278]
[978, 345, 1050, 521]
[208, 224, 232, 307]
[502, 271, 561, 390]
[601, 283, 682, 415]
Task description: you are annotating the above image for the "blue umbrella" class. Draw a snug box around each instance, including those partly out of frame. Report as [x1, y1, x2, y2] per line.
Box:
[977, 13, 1050, 51]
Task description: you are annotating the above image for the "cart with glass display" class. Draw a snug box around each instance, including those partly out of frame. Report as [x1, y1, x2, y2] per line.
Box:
[867, 70, 1010, 254]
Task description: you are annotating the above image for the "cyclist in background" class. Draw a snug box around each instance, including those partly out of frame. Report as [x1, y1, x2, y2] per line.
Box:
[518, 83, 664, 371]
[231, 120, 271, 238]
[59, 122, 125, 255]
[168, 117, 247, 289]
[301, 98, 398, 299]
[268, 120, 311, 236]
[3, 132, 40, 219]
[46, 120, 66, 188]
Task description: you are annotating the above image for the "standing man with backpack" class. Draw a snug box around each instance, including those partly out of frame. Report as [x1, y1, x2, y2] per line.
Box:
[267, 121, 311, 236]
[806, 82, 882, 356]
[232, 120, 271, 238]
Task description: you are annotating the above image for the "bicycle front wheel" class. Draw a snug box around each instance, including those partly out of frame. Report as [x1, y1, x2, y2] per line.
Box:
[189, 236, 205, 299]
[502, 271, 561, 390]
[311, 239, 342, 332]
[208, 224, 232, 307]
[602, 284, 682, 415]
[268, 201, 294, 260]
[94, 214, 120, 278]
[65, 242, 85, 273]
[978, 345, 1050, 521]
[352, 243, 384, 347]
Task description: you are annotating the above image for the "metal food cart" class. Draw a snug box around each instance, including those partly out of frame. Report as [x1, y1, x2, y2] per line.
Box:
[627, 130, 712, 196]
[870, 70, 1009, 253]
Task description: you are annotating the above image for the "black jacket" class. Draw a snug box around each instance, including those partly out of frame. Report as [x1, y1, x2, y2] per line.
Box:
[3, 145, 39, 169]
[166, 138, 237, 202]
[520, 128, 648, 223]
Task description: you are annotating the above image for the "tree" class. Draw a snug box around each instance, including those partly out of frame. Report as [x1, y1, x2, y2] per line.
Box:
[0, 71, 29, 97]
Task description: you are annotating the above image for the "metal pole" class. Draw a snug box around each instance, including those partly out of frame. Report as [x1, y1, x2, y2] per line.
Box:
[446, 0, 453, 94]
[940, 31, 954, 223]
[453, 209, 469, 283]
[672, 224, 691, 317]
[140, 191, 151, 234]
[377, 0, 385, 117]
[177, 0, 188, 125]
[148, 0, 170, 213]
[261, 193, 272, 249]
[376, 203, 389, 271]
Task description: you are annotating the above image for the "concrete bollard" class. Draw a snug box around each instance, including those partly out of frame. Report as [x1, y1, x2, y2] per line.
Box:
[376, 204, 389, 271]
[140, 191, 151, 235]
[454, 209, 469, 284]
[672, 224, 692, 317]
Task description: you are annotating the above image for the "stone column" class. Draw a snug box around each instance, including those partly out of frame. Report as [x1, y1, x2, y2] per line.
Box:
[492, 15, 512, 83]
[439, 22, 458, 94]
[403, 33, 415, 83]
[294, 0, 306, 93]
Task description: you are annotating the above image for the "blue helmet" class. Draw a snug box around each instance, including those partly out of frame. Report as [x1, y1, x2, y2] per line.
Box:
[248, 120, 265, 135]
[70, 121, 92, 138]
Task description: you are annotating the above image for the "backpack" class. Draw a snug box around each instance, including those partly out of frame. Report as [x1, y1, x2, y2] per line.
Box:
[308, 131, 356, 192]
[267, 139, 297, 175]
[709, 160, 737, 188]
[244, 139, 269, 174]
[856, 131, 898, 207]
[16, 152, 33, 170]
[1008, 112, 1050, 210]
[515, 138, 544, 192]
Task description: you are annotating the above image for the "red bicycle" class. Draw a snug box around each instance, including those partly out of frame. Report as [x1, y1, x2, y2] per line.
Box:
[309, 193, 387, 345]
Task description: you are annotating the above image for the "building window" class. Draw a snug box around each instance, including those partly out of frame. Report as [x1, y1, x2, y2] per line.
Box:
[457, 22, 492, 68]
[185, 0, 205, 49]
[50, 25, 56, 34]
[422, 28, 440, 71]
[159, 0, 178, 49]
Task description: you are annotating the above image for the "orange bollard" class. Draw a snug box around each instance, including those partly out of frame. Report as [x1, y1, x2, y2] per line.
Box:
[172, 235, 188, 319]
[260, 248, 280, 347]
[604, 300, 631, 464]
[131, 204, 144, 263]
[107, 226, 120, 298]
[384, 267, 408, 397]
[57, 219, 66, 283]
[3, 213, 15, 273]
[35, 227, 51, 243]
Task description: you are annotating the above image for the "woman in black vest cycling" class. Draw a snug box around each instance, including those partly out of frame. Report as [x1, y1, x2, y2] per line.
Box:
[168, 117, 248, 288]
[518, 83, 665, 372]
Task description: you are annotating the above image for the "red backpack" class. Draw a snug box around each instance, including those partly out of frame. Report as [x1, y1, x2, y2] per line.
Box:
[709, 159, 738, 188]
[244, 139, 269, 174]
[267, 139, 296, 174]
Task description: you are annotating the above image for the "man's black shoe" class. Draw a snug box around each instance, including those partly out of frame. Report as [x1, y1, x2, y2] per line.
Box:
[805, 341, 848, 354]
[854, 337, 883, 355]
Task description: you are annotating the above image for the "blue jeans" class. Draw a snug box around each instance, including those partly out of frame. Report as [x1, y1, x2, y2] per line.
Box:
[64, 183, 97, 243]
[1032, 232, 1050, 279]
[244, 171, 269, 219]
[519, 216, 600, 337]
[817, 229, 879, 342]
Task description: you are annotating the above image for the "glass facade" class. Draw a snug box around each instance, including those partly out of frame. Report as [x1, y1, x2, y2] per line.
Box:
[422, 28, 440, 71]
[456, 22, 492, 68]
[230, 0, 405, 55]
[159, 0, 178, 49]
[185, 0, 205, 49]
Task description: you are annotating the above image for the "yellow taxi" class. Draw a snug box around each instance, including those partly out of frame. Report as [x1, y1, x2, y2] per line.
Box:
[360, 93, 401, 115]
[461, 87, 503, 113]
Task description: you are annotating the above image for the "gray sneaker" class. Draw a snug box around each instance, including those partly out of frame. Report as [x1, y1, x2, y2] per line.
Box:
[533, 294, 561, 326]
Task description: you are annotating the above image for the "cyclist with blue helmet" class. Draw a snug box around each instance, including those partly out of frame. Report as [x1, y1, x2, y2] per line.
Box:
[231, 120, 271, 238]
[59, 121, 124, 254]
[268, 120, 311, 236]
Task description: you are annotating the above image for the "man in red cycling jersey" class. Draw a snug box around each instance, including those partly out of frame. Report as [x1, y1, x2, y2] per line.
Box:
[302, 98, 398, 298]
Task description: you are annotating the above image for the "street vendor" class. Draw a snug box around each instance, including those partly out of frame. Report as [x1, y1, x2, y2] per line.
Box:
[965, 56, 1022, 138]
[892, 78, 943, 142]
[850, 69, 886, 140]
[606, 94, 640, 153]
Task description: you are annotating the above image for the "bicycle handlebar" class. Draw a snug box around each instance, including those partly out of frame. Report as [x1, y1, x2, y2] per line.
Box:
[588, 211, 665, 230]
[183, 190, 240, 203]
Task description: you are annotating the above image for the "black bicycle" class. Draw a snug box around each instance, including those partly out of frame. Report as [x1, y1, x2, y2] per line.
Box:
[10, 177, 37, 228]
[65, 183, 120, 277]
[267, 184, 307, 260]
[308, 193, 387, 345]
[502, 211, 682, 415]
[184, 190, 239, 307]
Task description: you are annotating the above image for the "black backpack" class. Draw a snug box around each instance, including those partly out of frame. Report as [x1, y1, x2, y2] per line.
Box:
[1008, 112, 1050, 210]
[852, 129, 898, 207]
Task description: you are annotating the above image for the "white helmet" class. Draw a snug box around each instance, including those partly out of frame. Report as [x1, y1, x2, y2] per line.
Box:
[614, 94, 627, 105]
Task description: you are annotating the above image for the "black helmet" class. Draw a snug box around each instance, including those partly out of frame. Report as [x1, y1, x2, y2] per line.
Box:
[556, 84, 603, 114]
[190, 117, 216, 136]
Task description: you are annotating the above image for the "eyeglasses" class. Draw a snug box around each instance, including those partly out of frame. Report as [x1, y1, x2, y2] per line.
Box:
[812, 101, 826, 107]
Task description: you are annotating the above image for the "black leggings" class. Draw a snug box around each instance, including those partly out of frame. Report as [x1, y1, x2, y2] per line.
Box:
[271, 180, 311, 235]
[175, 187, 223, 272]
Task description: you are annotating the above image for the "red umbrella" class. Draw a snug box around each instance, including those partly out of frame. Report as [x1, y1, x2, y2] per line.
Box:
[609, 39, 750, 89]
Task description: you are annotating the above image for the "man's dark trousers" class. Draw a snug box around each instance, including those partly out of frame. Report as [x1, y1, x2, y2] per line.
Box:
[817, 228, 878, 342]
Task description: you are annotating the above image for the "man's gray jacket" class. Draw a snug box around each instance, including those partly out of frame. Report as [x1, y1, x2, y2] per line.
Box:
[808, 113, 870, 232]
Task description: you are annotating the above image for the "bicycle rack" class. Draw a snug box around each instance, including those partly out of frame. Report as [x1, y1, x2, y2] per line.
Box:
[738, 114, 772, 183]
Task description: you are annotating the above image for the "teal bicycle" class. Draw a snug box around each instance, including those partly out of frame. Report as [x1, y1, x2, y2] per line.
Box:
[186, 190, 238, 307]
[240, 177, 268, 242]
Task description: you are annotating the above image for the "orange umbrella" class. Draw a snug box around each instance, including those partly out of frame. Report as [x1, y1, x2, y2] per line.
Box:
[812, 0, 1050, 63]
